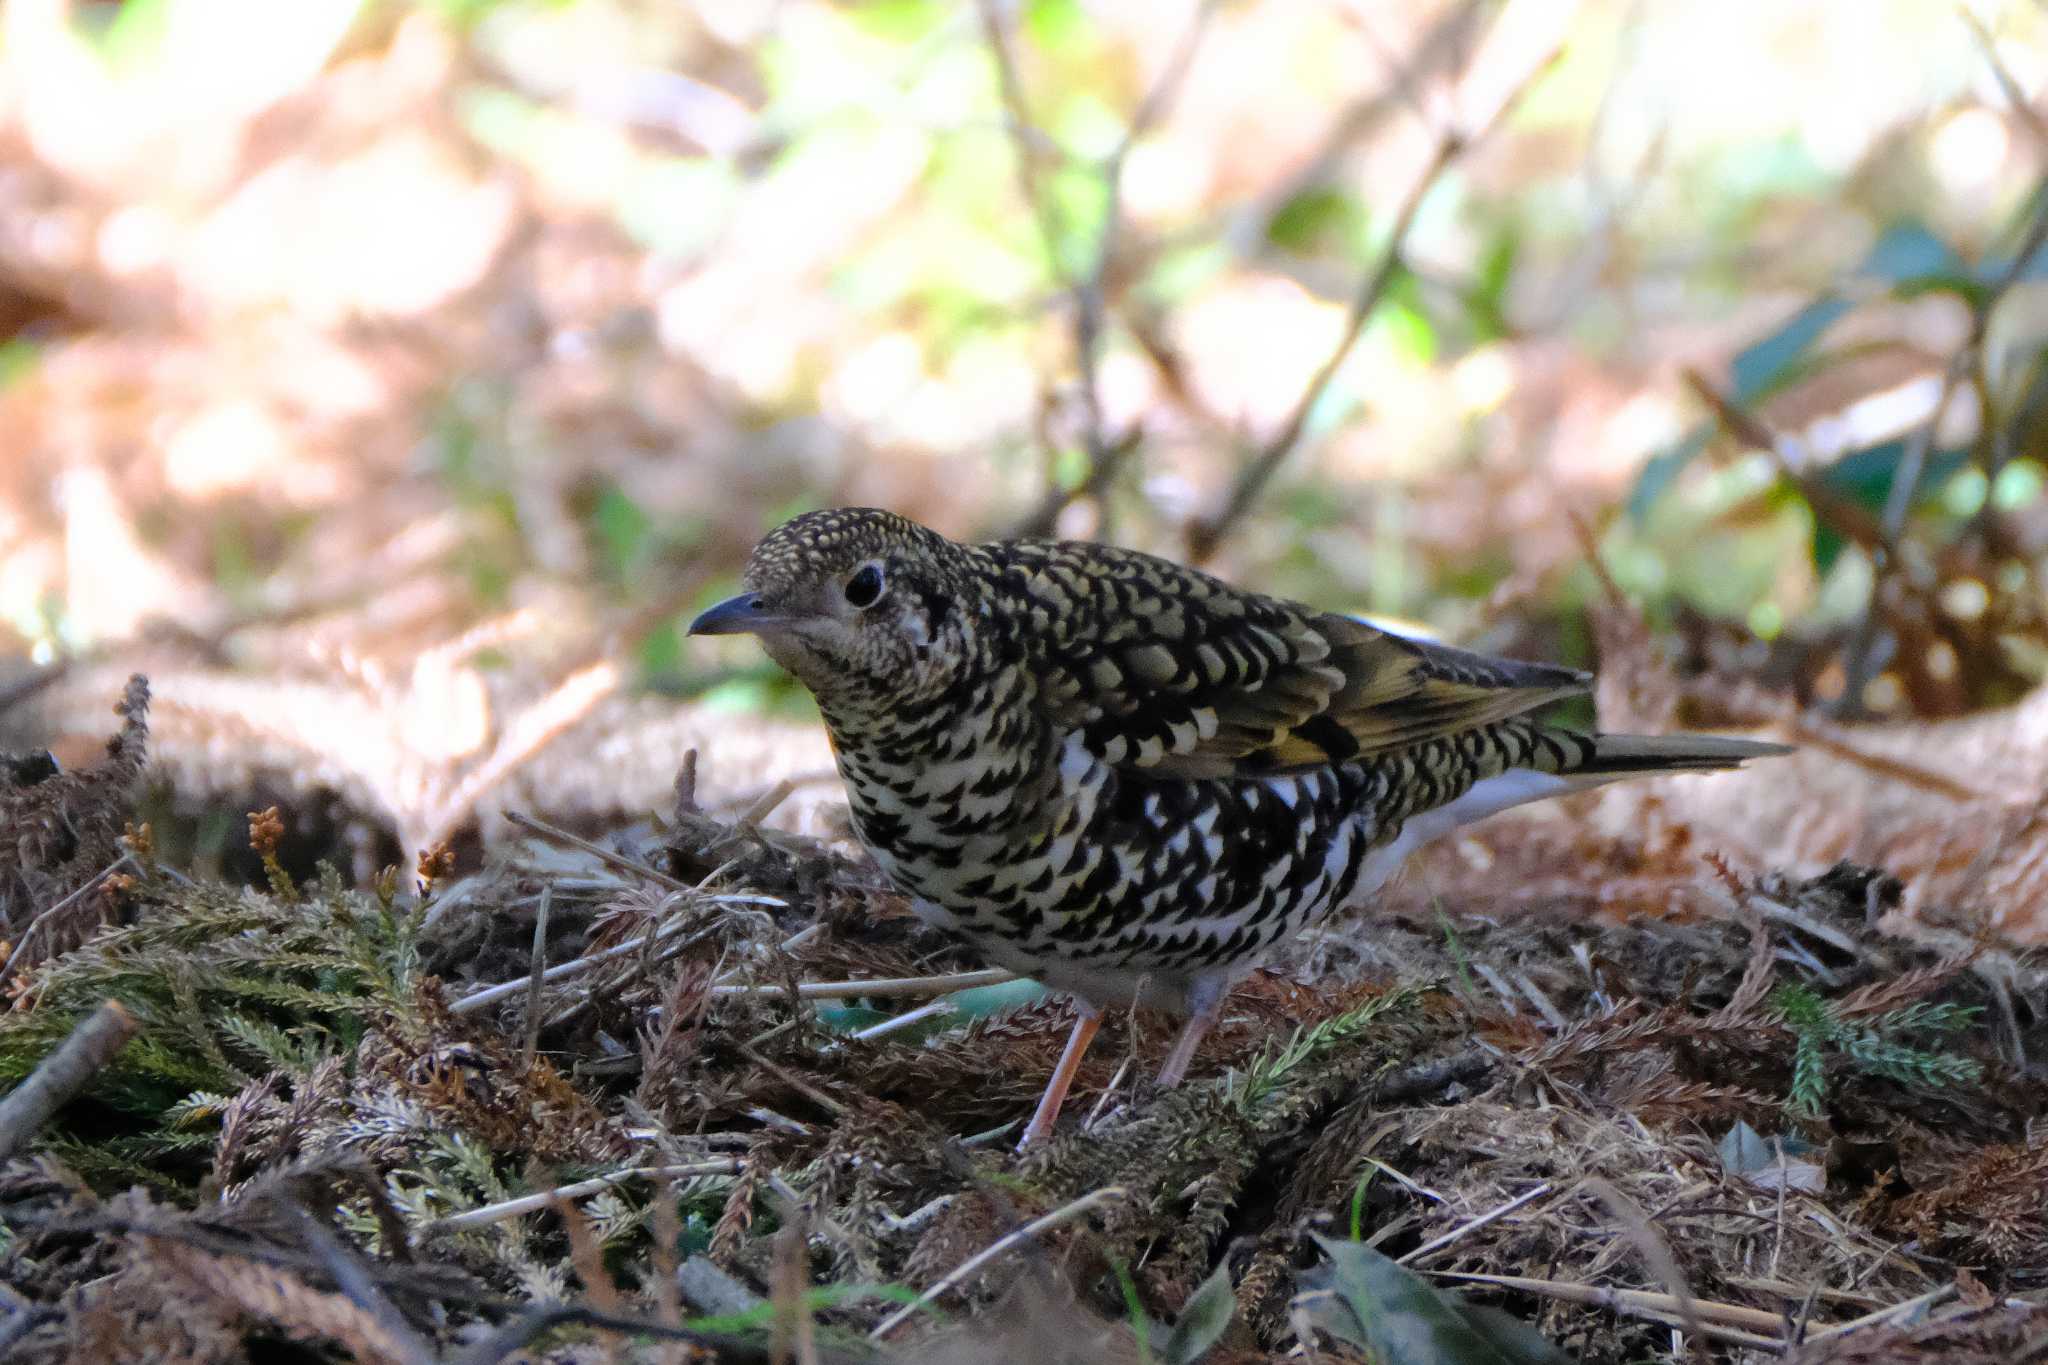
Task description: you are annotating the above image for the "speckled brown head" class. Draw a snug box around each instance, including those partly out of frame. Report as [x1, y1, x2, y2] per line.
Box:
[688, 508, 982, 708]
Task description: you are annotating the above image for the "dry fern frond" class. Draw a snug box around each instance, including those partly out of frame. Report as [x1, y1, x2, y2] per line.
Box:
[147, 1237, 418, 1365]
[0, 675, 150, 973]
[1893, 1135, 2048, 1269]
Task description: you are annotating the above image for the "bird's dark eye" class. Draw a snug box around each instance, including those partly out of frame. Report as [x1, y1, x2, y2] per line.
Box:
[844, 563, 885, 609]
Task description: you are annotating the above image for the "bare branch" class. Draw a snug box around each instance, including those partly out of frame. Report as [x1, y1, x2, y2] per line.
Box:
[1186, 34, 1561, 563]
[1961, 9, 2048, 153]
[1836, 180, 2048, 710]
[424, 1162, 742, 1234]
[0, 999, 138, 1162]
[868, 1184, 1127, 1339]
[997, 0, 1219, 539]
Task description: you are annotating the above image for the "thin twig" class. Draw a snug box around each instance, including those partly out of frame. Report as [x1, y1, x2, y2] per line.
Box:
[0, 999, 138, 1162]
[709, 967, 1016, 1001]
[0, 853, 135, 994]
[711, 921, 826, 988]
[849, 997, 956, 1041]
[286, 1202, 439, 1365]
[1359, 1157, 1447, 1206]
[976, 0, 1065, 280]
[868, 1185, 1127, 1339]
[504, 810, 691, 893]
[521, 884, 552, 1074]
[1800, 1282, 1958, 1343]
[1837, 179, 2048, 708]
[1581, 1177, 1707, 1362]
[1187, 35, 1561, 562]
[736, 779, 797, 831]
[1003, 0, 1220, 538]
[450, 895, 780, 1015]
[447, 1303, 789, 1365]
[738, 1044, 848, 1118]
[1961, 10, 2048, 152]
[423, 1162, 742, 1234]
[1396, 1182, 1553, 1266]
[1683, 371, 1895, 557]
[1431, 1272, 1785, 1349]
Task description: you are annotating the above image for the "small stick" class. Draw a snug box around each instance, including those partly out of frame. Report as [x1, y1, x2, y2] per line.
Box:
[505, 810, 691, 893]
[850, 998, 955, 1042]
[451, 894, 782, 1015]
[286, 1203, 438, 1365]
[0, 1000, 138, 1162]
[710, 968, 1015, 1002]
[1359, 1156, 1447, 1206]
[1432, 1272, 1785, 1346]
[424, 1162, 742, 1234]
[1582, 1177, 1706, 1360]
[0, 854, 135, 993]
[769, 1191, 819, 1365]
[736, 780, 797, 830]
[1082, 1056, 1133, 1129]
[1800, 1282, 1957, 1343]
[1397, 1182, 1552, 1266]
[709, 921, 826, 989]
[868, 1186, 1127, 1340]
[738, 1045, 848, 1118]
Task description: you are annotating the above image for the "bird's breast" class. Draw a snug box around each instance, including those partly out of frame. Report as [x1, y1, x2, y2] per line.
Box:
[832, 723, 1103, 914]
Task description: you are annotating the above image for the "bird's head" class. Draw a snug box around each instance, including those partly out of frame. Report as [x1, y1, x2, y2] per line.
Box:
[689, 508, 978, 710]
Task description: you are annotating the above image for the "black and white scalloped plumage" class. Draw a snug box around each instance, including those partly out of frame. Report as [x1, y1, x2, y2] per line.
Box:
[691, 507, 1786, 1147]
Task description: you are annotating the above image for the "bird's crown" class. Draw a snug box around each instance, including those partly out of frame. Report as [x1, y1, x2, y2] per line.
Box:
[739, 507, 958, 597]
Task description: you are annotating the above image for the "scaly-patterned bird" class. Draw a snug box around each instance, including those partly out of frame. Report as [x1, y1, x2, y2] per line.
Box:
[690, 508, 1785, 1147]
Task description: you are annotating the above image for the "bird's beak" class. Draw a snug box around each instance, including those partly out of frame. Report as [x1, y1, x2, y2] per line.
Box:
[687, 591, 788, 637]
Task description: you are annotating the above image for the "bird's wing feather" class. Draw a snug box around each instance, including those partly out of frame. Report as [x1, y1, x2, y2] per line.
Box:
[998, 542, 1589, 778]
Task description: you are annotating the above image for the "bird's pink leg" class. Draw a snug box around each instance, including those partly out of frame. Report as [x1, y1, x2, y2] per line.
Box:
[1155, 981, 1227, 1089]
[1017, 1004, 1102, 1150]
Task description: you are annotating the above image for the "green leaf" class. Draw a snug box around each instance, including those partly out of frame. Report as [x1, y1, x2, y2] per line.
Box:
[1626, 425, 1710, 523]
[85, 0, 173, 69]
[848, 0, 949, 42]
[1818, 439, 1970, 511]
[1376, 300, 1437, 368]
[0, 339, 40, 390]
[1730, 223, 1963, 406]
[1861, 221, 1966, 284]
[1024, 0, 1091, 50]
[1267, 187, 1369, 257]
[1304, 1236, 1573, 1365]
[1805, 439, 1969, 574]
[591, 483, 654, 580]
[1163, 1260, 1237, 1365]
[1466, 224, 1521, 342]
[1731, 296, 1851, 403]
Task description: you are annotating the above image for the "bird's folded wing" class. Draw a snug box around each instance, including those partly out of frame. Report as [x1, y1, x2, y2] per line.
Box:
[1011, 546, 1588, 779]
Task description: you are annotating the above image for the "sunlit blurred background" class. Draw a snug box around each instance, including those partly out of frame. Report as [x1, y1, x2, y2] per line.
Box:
[3, 0, 2045, 737]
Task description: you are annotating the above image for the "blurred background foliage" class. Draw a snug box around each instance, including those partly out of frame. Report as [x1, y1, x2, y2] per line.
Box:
[2, 0, 2046, 727]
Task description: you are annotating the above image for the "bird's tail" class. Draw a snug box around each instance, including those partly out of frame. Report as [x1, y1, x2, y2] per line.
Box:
[1385, 729, 1788, 854]
[1583, 732, 1790, 772]
[1554, 732, 1791, 788]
